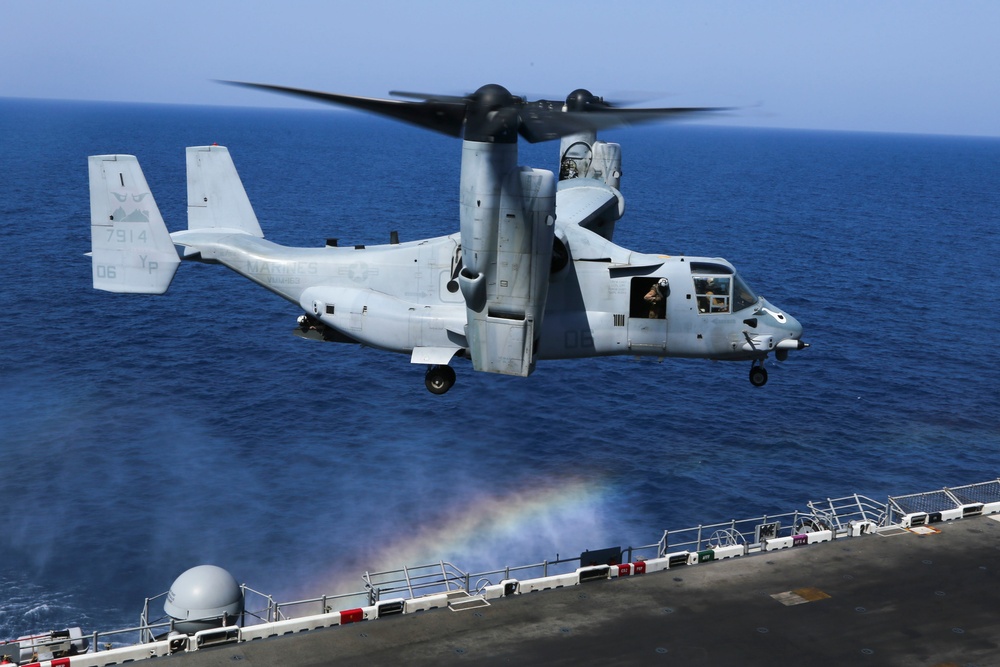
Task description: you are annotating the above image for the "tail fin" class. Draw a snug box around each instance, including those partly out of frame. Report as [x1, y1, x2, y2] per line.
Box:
[186, 145, 263, 236]
[88, 154, 181, 294]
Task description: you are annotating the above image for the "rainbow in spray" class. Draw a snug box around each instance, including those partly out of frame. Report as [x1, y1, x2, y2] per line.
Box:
[311, 476, 612, 598]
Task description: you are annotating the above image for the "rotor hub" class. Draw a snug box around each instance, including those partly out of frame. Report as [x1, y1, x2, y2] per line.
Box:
[565, 89, 603, 111]
[472, 84, 517, 112]
[465, 84, 520, 143]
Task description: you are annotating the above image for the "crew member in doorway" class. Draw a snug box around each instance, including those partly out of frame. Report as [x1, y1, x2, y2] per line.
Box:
[644, 278, 669, 318]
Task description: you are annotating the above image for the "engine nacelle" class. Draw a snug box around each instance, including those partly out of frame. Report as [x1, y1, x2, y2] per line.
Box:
[458, 141, 556, 376]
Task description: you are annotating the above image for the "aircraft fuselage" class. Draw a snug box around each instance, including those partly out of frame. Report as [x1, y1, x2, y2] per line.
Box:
[170, 223, 802, 365]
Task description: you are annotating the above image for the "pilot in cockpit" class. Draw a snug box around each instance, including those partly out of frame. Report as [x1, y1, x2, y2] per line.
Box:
[696, 277, 729, 313]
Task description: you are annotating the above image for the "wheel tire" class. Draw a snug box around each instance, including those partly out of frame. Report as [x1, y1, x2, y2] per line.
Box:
[749, 365, 768, 387]
[424, 365, 456, 395]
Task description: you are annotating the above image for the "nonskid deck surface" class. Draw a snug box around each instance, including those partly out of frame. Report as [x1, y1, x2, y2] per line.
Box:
[169, 515, 1000, 666]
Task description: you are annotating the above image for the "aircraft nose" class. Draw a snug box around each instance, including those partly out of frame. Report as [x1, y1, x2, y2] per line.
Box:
[770, 308, 809, 360]
[759, 302, 802, 338]
[783, 311, 803, 339]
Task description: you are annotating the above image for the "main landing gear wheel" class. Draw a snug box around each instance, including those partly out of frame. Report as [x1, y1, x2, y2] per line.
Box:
[749, 363, 768, 387]
[424, 365, 456, 395]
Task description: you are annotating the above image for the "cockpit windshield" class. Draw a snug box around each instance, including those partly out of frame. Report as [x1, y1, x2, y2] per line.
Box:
[732, 274, 758, 312]
[690, 262, 758, 314]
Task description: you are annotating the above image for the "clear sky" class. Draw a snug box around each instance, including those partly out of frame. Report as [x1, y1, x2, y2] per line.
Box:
[3, 0, 999, 137]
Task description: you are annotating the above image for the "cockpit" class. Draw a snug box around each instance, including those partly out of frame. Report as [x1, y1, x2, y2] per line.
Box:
[690, 262, 758, 314]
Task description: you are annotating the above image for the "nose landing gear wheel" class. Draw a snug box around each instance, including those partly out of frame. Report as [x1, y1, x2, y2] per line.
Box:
[749, 364, 768, 387]
[425, 364, 456, 394]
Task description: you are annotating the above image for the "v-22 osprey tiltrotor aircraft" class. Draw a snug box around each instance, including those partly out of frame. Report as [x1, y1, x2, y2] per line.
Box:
[87, 83, 808, 394]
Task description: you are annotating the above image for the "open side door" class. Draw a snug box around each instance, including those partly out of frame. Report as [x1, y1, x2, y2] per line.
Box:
[627, 276, 668, 353]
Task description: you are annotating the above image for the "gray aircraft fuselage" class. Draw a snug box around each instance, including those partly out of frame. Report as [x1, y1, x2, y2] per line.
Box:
[172, 212, 801, 363]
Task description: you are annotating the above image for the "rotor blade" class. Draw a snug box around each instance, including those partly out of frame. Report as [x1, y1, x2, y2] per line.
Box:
[580, 106, 732, 129]
[388, 90, 470, 104]
[518, 105, 732, 143]
[222, 81, 730, 144]
[222, 81, 468, 138]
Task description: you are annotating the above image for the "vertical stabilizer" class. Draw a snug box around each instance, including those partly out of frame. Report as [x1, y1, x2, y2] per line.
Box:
[88, 154, 180, 294]
[186, 145, 263, 236]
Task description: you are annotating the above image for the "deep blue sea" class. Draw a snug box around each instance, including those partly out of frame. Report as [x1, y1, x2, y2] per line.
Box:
[1, 98, 998, 640]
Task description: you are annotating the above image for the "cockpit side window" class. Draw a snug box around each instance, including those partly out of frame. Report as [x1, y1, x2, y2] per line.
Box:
[689, 262, 758, 314]
[693, 276, 731, 313]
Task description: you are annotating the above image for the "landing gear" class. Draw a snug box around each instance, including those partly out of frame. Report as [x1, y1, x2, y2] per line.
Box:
[749, 362, 768, 387]
[424, 365, 456, 395]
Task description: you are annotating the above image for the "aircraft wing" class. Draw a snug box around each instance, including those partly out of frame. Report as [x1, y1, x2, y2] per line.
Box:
[553, 180, 635, 263]
[555, 181, 623, 229]
[555, 179, 625, 251]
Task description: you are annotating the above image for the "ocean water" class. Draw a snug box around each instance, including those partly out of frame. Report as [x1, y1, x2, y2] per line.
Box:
[1, 98, 998, 640]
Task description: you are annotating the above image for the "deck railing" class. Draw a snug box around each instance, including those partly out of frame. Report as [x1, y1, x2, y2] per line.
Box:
[10, 479, 997, 658]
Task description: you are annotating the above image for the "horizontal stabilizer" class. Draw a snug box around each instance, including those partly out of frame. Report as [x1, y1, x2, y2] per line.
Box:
[88, 154, 180, 294]
[186, 145, 263, 236]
